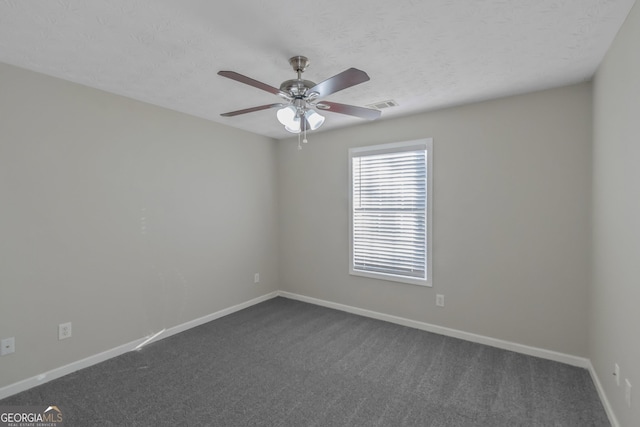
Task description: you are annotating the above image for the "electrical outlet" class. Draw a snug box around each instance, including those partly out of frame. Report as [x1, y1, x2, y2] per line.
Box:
[625, 379, 632, 407]
[614, 363, 620, 386]
[58, 322, 72, 340]
[254, 273, 260, 284]
[1, 337, 15, 356]
[436, 294, 445, 307]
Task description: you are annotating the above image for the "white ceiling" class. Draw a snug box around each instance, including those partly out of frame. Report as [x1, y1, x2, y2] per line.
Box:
[0, 0, 636, 139]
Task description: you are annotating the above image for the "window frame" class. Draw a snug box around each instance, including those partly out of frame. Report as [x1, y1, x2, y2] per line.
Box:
[348, 138, 433, 287]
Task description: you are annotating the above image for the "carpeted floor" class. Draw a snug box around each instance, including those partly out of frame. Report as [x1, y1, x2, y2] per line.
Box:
[0, 297, 609, 426]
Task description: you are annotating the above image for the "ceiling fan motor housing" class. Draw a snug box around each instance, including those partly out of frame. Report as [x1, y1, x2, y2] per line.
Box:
[279, 79, 316, 97]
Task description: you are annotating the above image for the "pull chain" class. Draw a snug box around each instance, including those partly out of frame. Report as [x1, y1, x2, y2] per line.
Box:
[303, 113, 308, 144]
[297, 111, 310, 150]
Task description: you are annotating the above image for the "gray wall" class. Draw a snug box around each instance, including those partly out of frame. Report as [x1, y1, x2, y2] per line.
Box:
[591, 1, 640, 424]
[278, 83, 593, 357]
[0, 63, 279, 388]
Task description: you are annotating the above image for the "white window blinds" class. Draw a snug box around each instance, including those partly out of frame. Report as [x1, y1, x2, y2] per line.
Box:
[349, 139, 432, 286]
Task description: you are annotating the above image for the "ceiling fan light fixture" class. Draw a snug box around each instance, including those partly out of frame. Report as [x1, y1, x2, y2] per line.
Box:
[277, 105, 297, 127]
[284, 115, 301, 133]
[306, 110, 325, 130]
[285, 124, 301, 134]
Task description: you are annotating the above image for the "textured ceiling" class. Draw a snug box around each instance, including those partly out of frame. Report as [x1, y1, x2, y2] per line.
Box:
[0, 0, 636, 139]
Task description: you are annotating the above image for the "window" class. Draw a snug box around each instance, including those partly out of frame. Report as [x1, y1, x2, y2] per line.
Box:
[349, 139, 433, 286]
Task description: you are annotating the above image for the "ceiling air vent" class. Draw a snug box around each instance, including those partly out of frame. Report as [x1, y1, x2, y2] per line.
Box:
[366, 99, 399, 110]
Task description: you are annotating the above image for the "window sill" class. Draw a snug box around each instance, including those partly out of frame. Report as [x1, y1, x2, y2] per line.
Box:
[349, 269, 432, 287]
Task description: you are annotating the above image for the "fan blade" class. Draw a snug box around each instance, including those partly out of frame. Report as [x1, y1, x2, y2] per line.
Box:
[318, 101, 381, 120]
[220, 103, 285, 117]
[307, 68, 370, 98]
[218, 71, 290, 98]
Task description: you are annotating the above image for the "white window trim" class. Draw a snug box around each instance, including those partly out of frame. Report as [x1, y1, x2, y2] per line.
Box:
[348, 138, 433, 287]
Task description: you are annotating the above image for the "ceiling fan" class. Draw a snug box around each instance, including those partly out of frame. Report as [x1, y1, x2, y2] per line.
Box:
[217, 56, 381, 138]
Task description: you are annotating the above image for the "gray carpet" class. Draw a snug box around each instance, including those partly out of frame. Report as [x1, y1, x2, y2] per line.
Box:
[1, 297, 609, 426]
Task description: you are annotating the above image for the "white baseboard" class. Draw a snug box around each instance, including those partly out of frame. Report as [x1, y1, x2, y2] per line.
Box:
[134, 291, 279, 350]
[0, 291, 278, 401]
[277, 291, 590, 368]
[0, 336, 147, 401]
[588, 361, 620, 427]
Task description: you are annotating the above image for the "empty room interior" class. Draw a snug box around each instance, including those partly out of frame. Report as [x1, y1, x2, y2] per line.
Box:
[1, 1, 639, 426]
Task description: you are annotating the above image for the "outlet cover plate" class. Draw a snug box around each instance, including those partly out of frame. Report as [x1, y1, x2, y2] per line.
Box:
[59, 322, 72, 340]
[1, 337, 15, 356]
